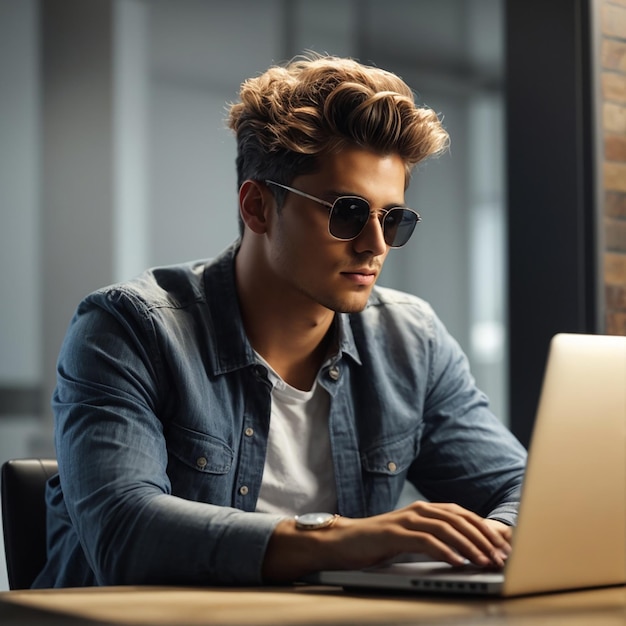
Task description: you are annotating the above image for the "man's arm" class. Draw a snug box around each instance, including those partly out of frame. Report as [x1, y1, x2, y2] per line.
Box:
[407, 314, 527, 524]
[52, 295, 284, 586]
[262, 501, 511, 583]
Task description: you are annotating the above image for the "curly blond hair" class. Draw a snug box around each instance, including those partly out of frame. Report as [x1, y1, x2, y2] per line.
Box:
[227, 53, 449, 192]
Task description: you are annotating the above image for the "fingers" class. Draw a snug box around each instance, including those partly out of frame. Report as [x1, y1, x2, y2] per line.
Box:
[395, 502, 511, 568]
[397, 530, 468, 567]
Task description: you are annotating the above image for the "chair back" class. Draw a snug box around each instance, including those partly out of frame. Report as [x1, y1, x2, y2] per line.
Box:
[1, 458, 58, 589]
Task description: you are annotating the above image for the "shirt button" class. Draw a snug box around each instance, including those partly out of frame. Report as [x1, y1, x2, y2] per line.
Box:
[387, 461, 397, 473]
[328, 366, 340, 381]
[244, 427, 254, 437]
[239, 485, 249, 496]
[196, 457, 208, 469]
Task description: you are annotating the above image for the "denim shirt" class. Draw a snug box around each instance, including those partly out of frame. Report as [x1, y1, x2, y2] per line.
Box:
[34, 242, 527, 588]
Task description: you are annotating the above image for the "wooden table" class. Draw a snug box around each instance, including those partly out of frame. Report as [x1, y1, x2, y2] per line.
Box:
[1, 584, 625, 625]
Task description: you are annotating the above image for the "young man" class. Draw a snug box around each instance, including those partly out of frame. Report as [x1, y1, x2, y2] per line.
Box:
[34, 55, 526, 588]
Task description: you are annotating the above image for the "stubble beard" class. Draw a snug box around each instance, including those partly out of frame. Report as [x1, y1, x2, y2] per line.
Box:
[311, 285, 374, 315]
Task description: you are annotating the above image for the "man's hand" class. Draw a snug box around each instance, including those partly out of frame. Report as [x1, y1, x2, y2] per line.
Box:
[262, 501, 512, 583]
[483, 518, 513, 545]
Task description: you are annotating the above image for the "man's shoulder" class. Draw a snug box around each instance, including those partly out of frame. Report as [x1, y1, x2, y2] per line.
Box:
[365, 285, 435, 318]
[346, 285, 442, 347]
[85, 242, 239, 316]
[89, 259, 212, 314]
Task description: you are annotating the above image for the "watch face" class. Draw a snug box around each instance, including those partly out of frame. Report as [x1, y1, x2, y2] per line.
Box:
[294, 512, 337, 530]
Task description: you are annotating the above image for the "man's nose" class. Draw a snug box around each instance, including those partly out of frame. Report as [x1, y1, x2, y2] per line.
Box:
[351, 213, 387, 256]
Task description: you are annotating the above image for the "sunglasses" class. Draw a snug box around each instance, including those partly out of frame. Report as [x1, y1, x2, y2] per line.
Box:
[265, 180, 421, 248]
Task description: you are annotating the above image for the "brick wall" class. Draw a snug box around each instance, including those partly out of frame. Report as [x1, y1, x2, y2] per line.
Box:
[601, 0, 626, 334]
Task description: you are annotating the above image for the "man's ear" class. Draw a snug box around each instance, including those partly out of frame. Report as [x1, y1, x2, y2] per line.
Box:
[239, 180, 272, 234]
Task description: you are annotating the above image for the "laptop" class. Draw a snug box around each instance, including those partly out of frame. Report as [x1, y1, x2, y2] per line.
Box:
[306, 333, 626, 596]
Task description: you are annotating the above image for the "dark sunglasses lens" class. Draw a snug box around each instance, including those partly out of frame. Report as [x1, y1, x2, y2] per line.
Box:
[383, 209, 418, 247]
[329, 197, 370, 240]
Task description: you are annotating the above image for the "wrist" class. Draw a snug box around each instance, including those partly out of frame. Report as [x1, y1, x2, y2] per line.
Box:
[262, 516, 339, 583]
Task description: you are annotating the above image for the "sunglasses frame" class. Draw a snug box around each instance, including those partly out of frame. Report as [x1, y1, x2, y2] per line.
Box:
[265, 180, 421, 248]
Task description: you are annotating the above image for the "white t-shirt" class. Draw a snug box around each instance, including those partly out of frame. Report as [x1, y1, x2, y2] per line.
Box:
[254, 356, 338, 515]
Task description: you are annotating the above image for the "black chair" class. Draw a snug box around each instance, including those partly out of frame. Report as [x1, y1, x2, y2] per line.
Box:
[1, 458, 58, 589]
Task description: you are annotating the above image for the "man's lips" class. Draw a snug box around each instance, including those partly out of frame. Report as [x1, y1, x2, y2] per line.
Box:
[340, 268, 378, 285]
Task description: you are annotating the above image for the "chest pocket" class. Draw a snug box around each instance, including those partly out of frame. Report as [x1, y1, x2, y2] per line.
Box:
[360, 430, 420, 515]
[166, 422, 234, 504]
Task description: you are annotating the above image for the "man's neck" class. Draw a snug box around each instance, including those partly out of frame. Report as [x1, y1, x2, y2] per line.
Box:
[254, 323, 335, 391]
[235, 247, 336, 391]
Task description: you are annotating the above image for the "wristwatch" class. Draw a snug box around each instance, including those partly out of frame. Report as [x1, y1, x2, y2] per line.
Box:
[294, 512, 339, 530]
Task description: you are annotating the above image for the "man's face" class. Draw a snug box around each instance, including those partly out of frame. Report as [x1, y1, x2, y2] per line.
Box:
[264, 146, 407, 314]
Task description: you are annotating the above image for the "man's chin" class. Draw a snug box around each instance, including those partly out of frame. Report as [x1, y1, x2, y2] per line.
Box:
[329, 295, 371, 314]
[312, 284, 374, 315]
